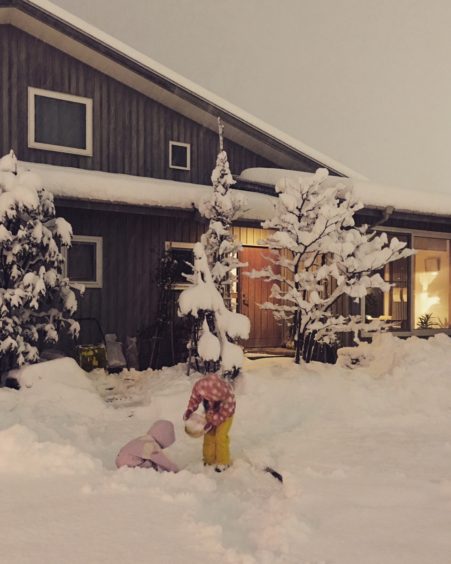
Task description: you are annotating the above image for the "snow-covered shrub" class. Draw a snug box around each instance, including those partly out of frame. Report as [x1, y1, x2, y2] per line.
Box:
[179, 242, 250, 377]
[0, 151, 80, 376]
[249, 168, 413, 364]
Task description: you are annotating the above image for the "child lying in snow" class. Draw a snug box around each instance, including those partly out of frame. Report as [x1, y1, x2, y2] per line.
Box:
[116, 420, 179, 472]
[183, 372, 235, 472]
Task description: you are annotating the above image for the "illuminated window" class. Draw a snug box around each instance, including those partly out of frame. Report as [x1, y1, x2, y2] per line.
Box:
[413, 236, 450, 329]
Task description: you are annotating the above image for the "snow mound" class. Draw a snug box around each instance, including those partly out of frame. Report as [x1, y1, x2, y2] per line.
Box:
[9, 357, 105, 411]
[0, 424, 99, 477]
[0, 334, 450, 563]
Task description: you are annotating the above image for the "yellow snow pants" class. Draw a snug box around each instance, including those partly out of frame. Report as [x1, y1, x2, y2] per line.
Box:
[203, 416, 233, 466]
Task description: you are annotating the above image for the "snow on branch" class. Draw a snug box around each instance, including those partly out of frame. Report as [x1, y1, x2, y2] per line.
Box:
[253, 168, 414, 364]
[197, 121, 247, 300]
[179, 242, 250, 377]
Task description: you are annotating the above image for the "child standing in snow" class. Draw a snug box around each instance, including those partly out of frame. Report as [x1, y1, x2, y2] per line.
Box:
[183, 371, 235, 472]
[116, 420, 179, 473]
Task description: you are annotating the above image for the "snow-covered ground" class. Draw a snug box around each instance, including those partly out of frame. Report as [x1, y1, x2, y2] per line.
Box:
[1, 334, 451, 564]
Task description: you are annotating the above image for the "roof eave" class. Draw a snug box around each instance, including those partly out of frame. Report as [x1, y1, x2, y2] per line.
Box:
[0, 0, 363, 176]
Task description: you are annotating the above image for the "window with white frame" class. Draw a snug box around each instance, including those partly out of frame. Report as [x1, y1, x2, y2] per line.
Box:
[28, 87, 93, 156]
[64, 236, 103, 288]
[165, 241, 194, 289]
[169, 141, 190, 170]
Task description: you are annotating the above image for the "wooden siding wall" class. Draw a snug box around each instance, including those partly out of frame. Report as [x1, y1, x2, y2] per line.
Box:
[0, 25, 276, 182]
[58, 205, 205, 342]
[232, 226, 271, 246]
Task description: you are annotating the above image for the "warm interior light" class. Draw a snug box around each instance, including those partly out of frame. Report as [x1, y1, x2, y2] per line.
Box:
[414, 241, 449, 328]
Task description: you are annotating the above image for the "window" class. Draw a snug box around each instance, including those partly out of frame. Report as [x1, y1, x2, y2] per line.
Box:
[362, 230, 451, 333]
[64, 236, 103, 288]
[363, 233, 410, 331]
[28, 87, 93, 156]
[169, 141, 190, 170]
[413, 236, 450, 329]
[165, 241, 194, 289]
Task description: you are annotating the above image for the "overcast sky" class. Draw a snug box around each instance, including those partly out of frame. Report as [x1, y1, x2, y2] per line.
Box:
[53, 0, 451, 195]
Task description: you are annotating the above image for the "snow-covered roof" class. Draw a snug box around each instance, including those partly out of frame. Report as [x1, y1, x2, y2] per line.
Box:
[239, 168, 451, 218]
[20, 162, 276, 222]
[0, 0, 365, 179]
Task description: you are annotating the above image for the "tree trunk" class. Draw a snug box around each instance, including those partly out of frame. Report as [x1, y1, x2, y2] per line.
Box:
[295, 324, 305, 365]
[304, 331, 318, 363]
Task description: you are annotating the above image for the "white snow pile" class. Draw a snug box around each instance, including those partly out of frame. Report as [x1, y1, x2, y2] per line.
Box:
[1, 335, 451, 563]
[17, 161, 276, 222]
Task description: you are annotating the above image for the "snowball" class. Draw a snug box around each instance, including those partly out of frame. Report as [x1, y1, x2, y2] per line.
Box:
[184, 412, 206, 438]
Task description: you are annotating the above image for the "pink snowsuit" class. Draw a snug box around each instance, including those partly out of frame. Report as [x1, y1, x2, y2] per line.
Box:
[187, 373, 235, 427]
[115, 420, 179, 472]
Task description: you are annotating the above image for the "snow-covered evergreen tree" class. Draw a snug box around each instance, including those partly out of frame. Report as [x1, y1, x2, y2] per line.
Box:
[180, 119, 250, 377]
[0, 151, 79, 376]
[179, 242, 250, 378]
[198, 118, 246, 303]
[249, 169, 413, 364]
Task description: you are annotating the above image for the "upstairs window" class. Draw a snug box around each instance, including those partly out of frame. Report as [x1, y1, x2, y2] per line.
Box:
[28, 87, 93, 156]
[169, 141, 190, 170]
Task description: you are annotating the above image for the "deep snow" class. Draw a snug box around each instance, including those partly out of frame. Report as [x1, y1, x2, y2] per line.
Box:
[1, 334, 451, 563]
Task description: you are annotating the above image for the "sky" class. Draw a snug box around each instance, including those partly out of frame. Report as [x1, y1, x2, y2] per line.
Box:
[51, 0, 451, 195]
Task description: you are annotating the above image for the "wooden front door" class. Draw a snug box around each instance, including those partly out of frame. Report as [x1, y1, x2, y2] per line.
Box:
[239, 246, 284, 349]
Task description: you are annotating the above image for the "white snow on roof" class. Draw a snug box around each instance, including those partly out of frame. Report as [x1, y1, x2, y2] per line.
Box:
[25, 0, 366, 180]
[239, 168, 451, 218]
[19, 162, 276, 222]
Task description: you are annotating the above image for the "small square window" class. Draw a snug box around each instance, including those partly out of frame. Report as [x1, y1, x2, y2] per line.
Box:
[64, 236, 103, 288]
[165, 241, 194, 289]
[169, 141, 190, 171]
[28, 87, 93, 156]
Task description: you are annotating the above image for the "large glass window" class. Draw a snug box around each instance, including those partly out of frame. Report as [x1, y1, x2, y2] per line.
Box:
[413, 236, 450, 329]
[364, 233, 410, 330]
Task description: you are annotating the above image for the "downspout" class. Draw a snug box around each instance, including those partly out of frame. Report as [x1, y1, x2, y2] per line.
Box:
[370, 205, 395, 229]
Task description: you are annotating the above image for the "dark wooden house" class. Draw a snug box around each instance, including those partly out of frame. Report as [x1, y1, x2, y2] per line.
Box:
[1, 0, 450, 366]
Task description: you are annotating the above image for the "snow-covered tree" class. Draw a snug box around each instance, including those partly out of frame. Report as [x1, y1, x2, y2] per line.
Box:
[249, 169, 413, 364]
[179, 242, 250, 378]
[198, 118, 246, 303]
[0, 151, 80, 376]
